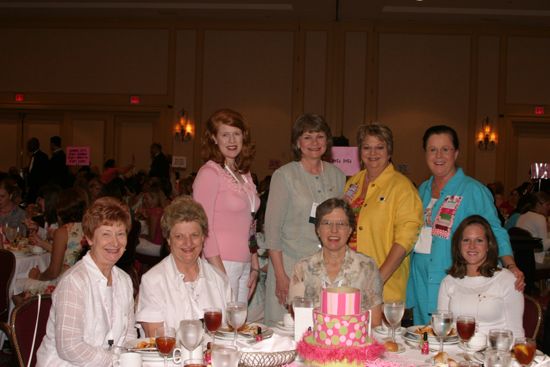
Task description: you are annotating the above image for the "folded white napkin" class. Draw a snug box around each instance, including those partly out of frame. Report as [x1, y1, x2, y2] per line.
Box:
[237, 334, 296, 353]
[533, 353, 550, 367]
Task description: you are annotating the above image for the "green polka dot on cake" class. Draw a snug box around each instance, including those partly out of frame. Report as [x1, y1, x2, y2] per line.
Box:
[319, 331, 327, 339]
[350, 317, 358, 323]
[331, 335, 339, 345]
[355, 330, 362, 338]
[339, 326, 348, 335]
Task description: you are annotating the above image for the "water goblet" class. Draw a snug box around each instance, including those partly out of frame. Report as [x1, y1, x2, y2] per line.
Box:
[488, 329, 514, 351]
[431, 310, 453, 353]
[512, 337, 537, 366]
[485, 347, 512, 367]
[211, 345, 239, 367]
[226, 302, 247, 346]
[178, 320, 204, 357]
[204, 308, 223, 342]
[382, 300, 404, 343]
[155, 326, 177, 367]
[456, 315, 476, 347]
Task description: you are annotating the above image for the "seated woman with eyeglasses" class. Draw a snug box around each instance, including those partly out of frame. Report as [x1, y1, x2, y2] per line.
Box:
[288, 198, 382, 326]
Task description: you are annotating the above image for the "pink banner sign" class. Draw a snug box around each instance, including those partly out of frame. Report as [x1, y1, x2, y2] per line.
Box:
[66, 146, 90, 166]
[331, 147, 360, 176]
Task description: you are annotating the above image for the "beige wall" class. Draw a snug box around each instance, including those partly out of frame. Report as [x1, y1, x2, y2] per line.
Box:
[1, 20, 550, 191]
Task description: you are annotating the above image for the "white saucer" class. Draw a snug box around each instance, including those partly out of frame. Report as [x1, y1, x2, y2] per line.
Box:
[458, 341, 486, 353]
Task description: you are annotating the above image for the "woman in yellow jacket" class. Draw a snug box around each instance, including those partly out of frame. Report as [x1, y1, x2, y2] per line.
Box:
[344, 123, 422, 301]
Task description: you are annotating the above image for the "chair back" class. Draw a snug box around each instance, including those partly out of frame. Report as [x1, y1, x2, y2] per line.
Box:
[0, 249, 16, 323]
[11, 294, 52, 367]
[508, 227, 543, 295]
[523, 294, 542, 339]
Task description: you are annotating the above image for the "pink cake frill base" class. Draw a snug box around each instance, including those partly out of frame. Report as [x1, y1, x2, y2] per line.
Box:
[297, 331, 386, 366]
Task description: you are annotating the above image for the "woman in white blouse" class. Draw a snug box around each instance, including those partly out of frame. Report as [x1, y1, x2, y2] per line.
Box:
[516, 191, 550, 250]
[438, 215, 524, 337]
[136, 196, 232, 337]
[37, 197, 136, 367]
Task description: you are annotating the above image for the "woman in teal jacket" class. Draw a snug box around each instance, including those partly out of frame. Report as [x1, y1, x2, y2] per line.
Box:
[406, 125, 524, 325]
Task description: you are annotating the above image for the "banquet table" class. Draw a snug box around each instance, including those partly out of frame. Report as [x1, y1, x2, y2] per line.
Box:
[1, 249, 50, 348]
[137, 326, 550, 367]
[8, 250, 51, 311]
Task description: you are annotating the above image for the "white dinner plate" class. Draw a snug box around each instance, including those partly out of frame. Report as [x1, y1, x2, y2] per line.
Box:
[405, 325, 459, 344]
[373, 326, 406, 336]
[216, 323, 273, 341]
[122, 338, 174, 362]
[458, 341, 486, 353]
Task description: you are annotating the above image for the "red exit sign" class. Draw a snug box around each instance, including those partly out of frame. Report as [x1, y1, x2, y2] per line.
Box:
[534, 106, 545, 115]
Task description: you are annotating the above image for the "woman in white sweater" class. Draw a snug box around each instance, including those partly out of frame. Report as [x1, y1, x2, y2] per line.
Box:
[517, 191, 550, 250]
[438, 215, 524, 337]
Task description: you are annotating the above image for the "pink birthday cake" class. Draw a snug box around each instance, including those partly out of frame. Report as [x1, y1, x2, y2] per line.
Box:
[297, 287, 386, 367]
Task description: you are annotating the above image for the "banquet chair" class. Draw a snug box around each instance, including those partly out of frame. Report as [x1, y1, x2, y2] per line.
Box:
[509, 227, 542, 295]
[4, 294, 52, 367]
[0, 249, 16, 323]
[523, 294, 543, 339]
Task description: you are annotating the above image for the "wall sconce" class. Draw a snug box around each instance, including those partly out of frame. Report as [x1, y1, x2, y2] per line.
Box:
[174, 109, 193, 142]
[477, 116, 497, 151]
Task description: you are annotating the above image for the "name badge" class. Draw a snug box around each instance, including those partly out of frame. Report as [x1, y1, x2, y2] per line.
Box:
[309, 202, 319, 224]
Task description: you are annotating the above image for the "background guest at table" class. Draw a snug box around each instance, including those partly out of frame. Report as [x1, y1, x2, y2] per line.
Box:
[263, 113, 345, 326]
[16, 188, 87, 300]
[344, 123, 422, 302]
[100, 158, 134, 185]
[515, 191, 550, 250]
[406, 125, 523, 325]
[0, 178, 26, 234]
[135, 186, 166, 257]
[136, 196, 231, 337]
[36, 196, 136, 367]
[86, 175, 104, 203]
[25, 137, 49, 204]
[193, 108, 260, 303]
[289, 198, 383, 326]
[438, 215, 524, 337]
[24, 184, 62, 245]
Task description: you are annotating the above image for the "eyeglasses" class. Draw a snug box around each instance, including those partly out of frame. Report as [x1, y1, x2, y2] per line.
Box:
[426, 146, 455, 156]
[319, 220, 350, 230]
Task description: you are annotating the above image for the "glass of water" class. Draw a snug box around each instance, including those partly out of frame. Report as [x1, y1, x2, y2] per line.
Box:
[211, 345, 239, 367]
[485, 347, 512, 367]
[431, 310, 454, 353]
[488, 329, 514, 351]
[383, 301, 405, 343]
[226, 302, 247, 346]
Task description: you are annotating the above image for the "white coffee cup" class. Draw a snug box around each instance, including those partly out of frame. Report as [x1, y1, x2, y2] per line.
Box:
[467, 332, 487, 351]
[31, 245, 44, 254]
[172, 347, 184, 364]
[114, 352, 142, 367]
[283, 313, 294, 328]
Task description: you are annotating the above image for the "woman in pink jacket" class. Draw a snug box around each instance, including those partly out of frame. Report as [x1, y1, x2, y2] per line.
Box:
[193, 109, 260, 303]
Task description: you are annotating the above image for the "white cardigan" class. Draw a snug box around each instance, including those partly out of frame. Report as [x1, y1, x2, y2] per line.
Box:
[37, 253, 136, 367]
[136, 255, 232, 330]
[437, 268, 524, 338]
